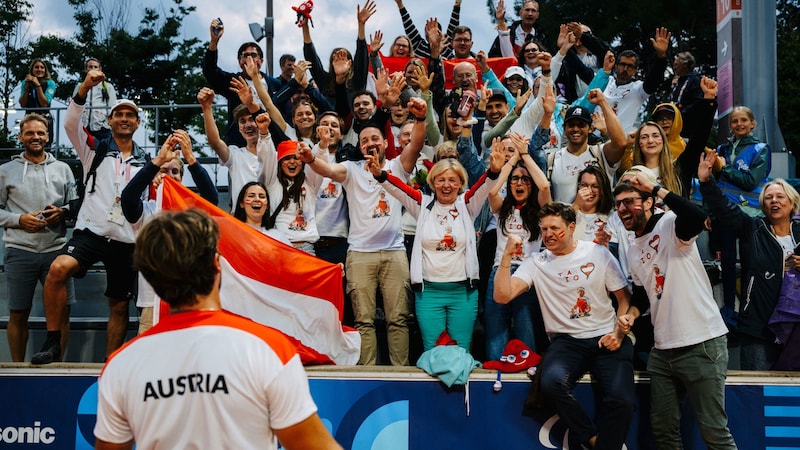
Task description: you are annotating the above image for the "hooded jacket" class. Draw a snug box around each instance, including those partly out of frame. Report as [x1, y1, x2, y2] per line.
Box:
[0, 152, 76, 253]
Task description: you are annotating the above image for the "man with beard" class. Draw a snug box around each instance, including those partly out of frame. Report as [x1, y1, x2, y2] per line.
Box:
[540, 89, 627, 203]
[602, 28, 671, 133]
[298, 97, 428, 366]
[32, 68, 149, 364]
[612, 173, 737, 449]
[0, 114, 76, 362]
[494, 201, 634, 450]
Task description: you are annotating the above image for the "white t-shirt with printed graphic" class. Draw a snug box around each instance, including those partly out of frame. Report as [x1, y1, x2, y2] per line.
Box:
[342, 158, 410, 252]
[549, 147, 618, 203]
[627, 211, 728, 350]
[315, 151, 349, 238]
[418, 201, 468, 282]
[493, 208, 542, 267]
[513, 240, 628, 339]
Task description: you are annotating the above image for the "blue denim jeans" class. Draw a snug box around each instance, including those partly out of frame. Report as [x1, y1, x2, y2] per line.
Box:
[484, 265, 538, 360]
[539, 334, 635, 450]
[648, 335, 737, 449]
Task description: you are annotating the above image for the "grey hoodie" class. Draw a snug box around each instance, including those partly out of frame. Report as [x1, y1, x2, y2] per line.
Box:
[0, 152, 77, 253]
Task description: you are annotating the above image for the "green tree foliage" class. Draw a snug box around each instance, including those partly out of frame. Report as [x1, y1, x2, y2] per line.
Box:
[24, 0, 208, 150]
[778, 0, 800, 156]
[0, 0, 33, 155]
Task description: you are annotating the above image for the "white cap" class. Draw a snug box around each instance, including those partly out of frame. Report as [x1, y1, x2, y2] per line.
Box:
[109, 99, 140, 117]
[503, 66, 526, 80]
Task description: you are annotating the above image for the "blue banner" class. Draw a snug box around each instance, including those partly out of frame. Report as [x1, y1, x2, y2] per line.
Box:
[0, 371, 797, 449]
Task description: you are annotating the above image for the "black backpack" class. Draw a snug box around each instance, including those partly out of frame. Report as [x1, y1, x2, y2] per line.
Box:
[66, 137, 149, 224]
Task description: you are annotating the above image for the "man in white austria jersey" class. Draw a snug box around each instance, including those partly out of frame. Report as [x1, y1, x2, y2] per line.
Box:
[298, 97, 428, 365]
[93, 209, 342, 450]
[494, 201, 635, 450]
[613, 173, 737, 449]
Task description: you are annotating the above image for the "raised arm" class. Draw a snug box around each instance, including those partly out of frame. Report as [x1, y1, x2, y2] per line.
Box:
[510, 132, 551, 207]
[198, 88, 230, 164]
[241, 58, 289, 132]
[590, 89, 627, 164]
[297, 138, 348, 183]
[489, 138, 518, 213]
[399, 97, 428, 174]
[642, 27, 671, 95]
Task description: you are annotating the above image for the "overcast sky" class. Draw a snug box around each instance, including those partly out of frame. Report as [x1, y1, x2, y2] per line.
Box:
[27, 0, 504, 76]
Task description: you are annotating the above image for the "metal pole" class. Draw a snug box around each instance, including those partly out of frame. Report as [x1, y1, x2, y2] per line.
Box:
[266, 0, 274, 75]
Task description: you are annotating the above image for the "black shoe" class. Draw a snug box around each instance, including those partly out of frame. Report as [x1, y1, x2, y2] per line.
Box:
[31, 341, 61, 365]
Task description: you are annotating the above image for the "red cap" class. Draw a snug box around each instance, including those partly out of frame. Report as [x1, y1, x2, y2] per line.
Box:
[277, 140, 299, 161]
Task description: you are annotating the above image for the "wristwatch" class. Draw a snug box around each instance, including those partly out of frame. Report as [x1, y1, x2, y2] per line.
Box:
[651, 185, 662, 196]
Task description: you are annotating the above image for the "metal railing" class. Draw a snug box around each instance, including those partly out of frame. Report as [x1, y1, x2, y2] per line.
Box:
[2, 102, 223, 156]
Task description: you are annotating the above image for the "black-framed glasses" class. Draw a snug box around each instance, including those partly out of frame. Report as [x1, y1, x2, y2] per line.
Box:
[524, 47, 539, 53]
[239, 52, 260, 59]
[614, 197, 643, 209]
[510, 175, 532, 185]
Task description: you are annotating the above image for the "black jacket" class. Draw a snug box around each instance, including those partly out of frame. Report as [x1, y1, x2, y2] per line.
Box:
[700, 179, 800, 342]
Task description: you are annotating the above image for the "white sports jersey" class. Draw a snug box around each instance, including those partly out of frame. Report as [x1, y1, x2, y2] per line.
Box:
[342, 158, 409, 252]
[627, 211, 728, 350]
[513, 240, 628, 339]
[94, 310, 317, 449]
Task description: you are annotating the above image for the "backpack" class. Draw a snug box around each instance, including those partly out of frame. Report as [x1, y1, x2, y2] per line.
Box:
[546, 144, 605, 180]
[66, 135, 149, 224]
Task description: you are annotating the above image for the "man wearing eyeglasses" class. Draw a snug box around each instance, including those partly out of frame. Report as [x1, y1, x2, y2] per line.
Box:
[494, 201, 635, 450]
[451, 25, 476, 59]
[488, 0, 546, 58]
[612, 174, 737, 449]
[203, 19, 296, 147]
[602, 27, 671, 133]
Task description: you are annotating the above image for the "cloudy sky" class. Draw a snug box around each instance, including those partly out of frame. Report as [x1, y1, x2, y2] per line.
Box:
[27, 0, 504, 75]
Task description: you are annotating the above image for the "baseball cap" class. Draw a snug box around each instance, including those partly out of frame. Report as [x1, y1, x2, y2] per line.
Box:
[487, 88, 507, 103]
[619, 165, 658, 186]
[109, 99, 140, 117]
[651, 104, 676, 119]
[564, 106, 593, 125]
[503, 66, 526, 80]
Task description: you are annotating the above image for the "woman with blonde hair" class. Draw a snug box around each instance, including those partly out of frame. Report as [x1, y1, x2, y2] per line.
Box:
[365, 150, 504, 351]
[629, 76, 719, 198]
[699, 153, 800, 370]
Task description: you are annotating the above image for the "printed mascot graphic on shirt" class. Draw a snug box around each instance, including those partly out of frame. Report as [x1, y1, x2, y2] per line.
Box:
[372, 191, 391, 217]
[570, 287, 592, 319]
[653, 264, 665, 300]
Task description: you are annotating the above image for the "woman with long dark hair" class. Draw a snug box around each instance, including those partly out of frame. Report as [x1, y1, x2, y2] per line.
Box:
[485, 134, 551, 360]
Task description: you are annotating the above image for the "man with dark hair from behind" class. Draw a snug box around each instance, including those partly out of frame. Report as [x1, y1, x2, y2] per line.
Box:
[93, 209, 343, 450]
